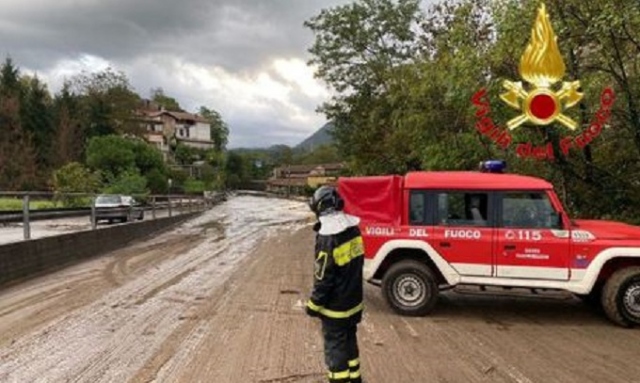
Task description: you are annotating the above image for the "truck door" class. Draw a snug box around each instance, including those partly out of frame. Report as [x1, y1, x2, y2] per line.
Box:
[494, 191, 570, 280]
[431, 190, 494, 277]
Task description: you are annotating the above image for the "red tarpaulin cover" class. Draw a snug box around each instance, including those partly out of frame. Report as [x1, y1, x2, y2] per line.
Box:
[338, 175, 403, 226]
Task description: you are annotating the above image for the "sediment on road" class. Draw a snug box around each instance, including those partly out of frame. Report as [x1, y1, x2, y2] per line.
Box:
[162, 228, 640, 383]
[2, 196, 640, 382]
[0, 212, 201, 289]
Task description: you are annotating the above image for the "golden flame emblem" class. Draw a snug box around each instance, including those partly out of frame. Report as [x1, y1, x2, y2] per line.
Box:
[500, 3, 583, 130]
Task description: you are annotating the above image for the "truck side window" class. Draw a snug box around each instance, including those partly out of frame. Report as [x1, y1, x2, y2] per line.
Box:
[436, 192, 489, 227]
[409, 192, 426, 224]
[502, 192, 557, 228]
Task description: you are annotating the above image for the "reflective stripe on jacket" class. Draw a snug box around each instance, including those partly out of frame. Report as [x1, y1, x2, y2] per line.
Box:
[307, 225, 364, 324]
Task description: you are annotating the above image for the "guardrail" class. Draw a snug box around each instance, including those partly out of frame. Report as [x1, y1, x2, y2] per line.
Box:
[0, 191, 228, 241]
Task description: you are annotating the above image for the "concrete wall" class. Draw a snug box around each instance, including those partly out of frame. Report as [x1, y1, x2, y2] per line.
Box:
[0, 212, 200, 288]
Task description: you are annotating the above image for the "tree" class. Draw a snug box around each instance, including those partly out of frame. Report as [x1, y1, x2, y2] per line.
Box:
[295, 144, 342, 165]
[151, 88, 183, 111]
[305, 0, 424, 174]
[85, 135, 136, 180]
[53, 82, 85, 167]
[224, 151, 245, 189]
[21, 75, 54, 178]
[70, 68, 141, 138]
[130, 139, 166, 175]
[103, 169, 148, 196]
[199, 106, 229, 151]
[0, 58, 37, 190]
[305, 0, 640, 223]
[0, 57, 21, 95]
[51, 162, 101, 206]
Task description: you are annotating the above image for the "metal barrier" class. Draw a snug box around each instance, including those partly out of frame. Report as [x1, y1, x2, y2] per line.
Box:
[0, 191, 228, 241]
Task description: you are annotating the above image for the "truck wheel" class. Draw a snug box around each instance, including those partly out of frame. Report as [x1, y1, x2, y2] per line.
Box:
[601, 266, 640, 327]
[575, 282, 603, 311]
[382, 260, 438, 316]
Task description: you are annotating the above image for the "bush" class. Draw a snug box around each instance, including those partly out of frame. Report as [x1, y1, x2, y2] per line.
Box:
[103, 170, 149, 196]
[51, 162, 102, 207]
[146, 168, 168, 194]
[184, 178, 206, 194]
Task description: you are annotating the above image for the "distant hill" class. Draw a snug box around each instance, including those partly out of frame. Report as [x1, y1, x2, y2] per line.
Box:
[295, 122, 334, 151]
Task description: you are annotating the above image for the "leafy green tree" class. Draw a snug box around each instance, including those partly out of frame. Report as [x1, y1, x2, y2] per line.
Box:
[103, 169, 148, 196]
[150, 88, 183, 111]
[305, 0, 424, 174]
[51, 162, 102, 207]
[146, 168, 168, 194]
[130, 139, 166, 175]
[224, 151, 246, 189]
[305, 0, 640, 223]
[174, 143, 199, 165]
[86, 135, 136, 180]
[199, 106, 229, 151]
[295, 144, 342, 165]
[183, 178, 206, 194]
[70, 68, 141, 138]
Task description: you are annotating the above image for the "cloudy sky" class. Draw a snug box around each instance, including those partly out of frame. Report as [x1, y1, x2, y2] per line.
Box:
[0, 0, 358, 148]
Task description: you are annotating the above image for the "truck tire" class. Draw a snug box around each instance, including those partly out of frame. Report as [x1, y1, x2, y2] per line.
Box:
[382, 260, 438, 316]
[601, 266, 640, 328]
[575, 282, 603, 312]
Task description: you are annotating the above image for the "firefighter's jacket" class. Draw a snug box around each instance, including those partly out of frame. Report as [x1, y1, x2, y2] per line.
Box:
[307, 212, 364, 325]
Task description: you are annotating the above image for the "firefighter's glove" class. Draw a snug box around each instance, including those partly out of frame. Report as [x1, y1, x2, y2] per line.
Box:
[305, 302, 320, 318]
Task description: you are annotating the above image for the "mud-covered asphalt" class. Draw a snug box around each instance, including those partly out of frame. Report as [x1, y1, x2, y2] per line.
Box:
[1, 196, 639, 383]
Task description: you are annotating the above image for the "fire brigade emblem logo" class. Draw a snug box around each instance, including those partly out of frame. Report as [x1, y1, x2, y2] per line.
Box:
[500, 3, 582, 131]
[470, 2, 615, 161]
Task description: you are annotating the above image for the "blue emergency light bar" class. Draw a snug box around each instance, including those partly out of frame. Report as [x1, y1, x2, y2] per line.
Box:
[478, 160, 506, 173]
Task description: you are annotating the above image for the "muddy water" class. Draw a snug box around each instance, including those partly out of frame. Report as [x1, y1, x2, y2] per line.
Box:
[0, 196, 312, 383]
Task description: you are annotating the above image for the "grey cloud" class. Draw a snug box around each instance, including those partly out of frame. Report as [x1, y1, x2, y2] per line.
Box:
[0, 0, 348, 72]
[3, 0, 436, 147]
[122, 58, 323, 148]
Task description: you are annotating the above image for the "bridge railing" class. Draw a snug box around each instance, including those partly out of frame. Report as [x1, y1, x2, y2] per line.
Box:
[0, 191, 227, 241]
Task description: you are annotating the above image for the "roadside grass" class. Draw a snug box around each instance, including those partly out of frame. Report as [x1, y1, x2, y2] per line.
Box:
[0, 197, 91, 211]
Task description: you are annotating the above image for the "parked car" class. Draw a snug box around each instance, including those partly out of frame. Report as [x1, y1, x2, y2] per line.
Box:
[122, 195, 144, 220]
[94, 194, 138, 224]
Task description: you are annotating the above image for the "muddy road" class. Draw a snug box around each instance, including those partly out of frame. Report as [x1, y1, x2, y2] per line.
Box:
[1, 196, 640, 383]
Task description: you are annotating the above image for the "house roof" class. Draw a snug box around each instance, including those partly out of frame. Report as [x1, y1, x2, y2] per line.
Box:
[267, 178, 308, 187]
[276, 164, 318, 173]
[144, 110, 209, 124]
[314, 163, 345, 170]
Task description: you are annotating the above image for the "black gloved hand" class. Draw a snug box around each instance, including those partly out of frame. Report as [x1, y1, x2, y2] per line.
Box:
[305, 303, 320, 318]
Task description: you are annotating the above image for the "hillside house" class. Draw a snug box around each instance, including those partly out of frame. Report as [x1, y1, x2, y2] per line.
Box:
[137, 100, 215, 161]
[266, 163, 345, 195]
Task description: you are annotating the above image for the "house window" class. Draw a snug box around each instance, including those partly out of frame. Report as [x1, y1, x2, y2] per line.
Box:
[436, 191, 489, 227]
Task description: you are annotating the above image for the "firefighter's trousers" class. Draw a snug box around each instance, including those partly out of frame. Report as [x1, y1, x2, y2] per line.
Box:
[322, 320, 362, 383]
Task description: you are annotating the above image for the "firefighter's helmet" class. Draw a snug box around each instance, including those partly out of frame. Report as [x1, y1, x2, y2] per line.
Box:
[309, 185, 344, 216]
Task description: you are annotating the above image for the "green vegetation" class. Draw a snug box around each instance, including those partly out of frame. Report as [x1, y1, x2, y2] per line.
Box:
[0, 198, 58, 211]
[0, 58, 231, 198]
[306, 0, 640, 223]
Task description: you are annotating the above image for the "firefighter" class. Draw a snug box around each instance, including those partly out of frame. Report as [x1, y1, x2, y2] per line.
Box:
[305, 185, 364, 383]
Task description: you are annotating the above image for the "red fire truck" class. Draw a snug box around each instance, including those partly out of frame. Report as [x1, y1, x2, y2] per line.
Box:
[337, 160, 640, 327]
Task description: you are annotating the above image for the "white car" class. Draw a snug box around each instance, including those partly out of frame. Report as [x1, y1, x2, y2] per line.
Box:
[94, 194, 143, 223]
